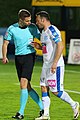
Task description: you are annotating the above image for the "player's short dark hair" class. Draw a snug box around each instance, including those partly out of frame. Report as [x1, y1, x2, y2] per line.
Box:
[36, 11, 50, 21]
[18, 9, 31, 20]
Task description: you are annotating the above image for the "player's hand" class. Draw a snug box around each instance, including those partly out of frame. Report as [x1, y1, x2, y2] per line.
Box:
[51, 62, 57, 73]
[2, 57, 9, 64]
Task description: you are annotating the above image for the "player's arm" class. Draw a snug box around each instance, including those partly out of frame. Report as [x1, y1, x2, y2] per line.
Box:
[2, 40, 9, 64]
[54, 41, 64, 64]
[49, 26, 64, 73]
[51, 41, 64, 73]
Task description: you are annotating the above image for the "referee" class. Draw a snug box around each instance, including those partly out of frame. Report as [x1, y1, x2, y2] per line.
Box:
[2, 9, 44, 119]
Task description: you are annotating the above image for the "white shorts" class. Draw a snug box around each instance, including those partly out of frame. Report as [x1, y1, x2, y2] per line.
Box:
[40, 66, 64, 92]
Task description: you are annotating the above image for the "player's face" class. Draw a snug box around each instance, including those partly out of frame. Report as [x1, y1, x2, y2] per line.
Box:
[36, 15, 44, 29]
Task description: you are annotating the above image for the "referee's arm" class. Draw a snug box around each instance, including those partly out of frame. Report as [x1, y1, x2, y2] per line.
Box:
[2, 40, 9, 64]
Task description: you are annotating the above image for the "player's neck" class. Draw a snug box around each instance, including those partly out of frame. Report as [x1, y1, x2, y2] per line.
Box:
[44, 22, 51, 31]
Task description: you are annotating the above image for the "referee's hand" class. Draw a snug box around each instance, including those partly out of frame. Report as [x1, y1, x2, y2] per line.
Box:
[2, 57, 9, 64]
[30, 41, 42, 49]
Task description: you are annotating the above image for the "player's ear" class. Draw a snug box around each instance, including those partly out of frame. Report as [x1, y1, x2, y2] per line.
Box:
[41, 18, 44, 22]
[42, 17, 46, 22]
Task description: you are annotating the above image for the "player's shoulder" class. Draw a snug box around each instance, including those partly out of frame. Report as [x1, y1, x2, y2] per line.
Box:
[48, 25, 60, 35]
[48, 25, 59, 32]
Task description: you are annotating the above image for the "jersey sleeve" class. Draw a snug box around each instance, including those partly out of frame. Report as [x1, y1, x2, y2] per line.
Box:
[4, 26, 13, 41]
[29, 23, 40, 40]
[48, 26, 61, 43]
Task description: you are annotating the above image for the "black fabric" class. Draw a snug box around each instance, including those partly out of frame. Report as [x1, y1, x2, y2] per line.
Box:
[15, 53, 35, 81]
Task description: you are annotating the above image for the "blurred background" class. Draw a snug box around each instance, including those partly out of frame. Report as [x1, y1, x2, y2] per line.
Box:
[0, 0, 80, 64]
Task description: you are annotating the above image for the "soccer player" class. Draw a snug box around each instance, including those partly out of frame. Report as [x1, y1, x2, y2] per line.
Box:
[2, 9, 44, 119]
[33, 11, 79, 120]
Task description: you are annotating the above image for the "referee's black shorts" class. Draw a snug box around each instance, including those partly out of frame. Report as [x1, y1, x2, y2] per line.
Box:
[15, 53, 35, 81]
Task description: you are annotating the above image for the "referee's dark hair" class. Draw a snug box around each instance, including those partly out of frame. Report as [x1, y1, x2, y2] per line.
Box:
[36, 11, 50, 21]
[18, 9, 31, 20]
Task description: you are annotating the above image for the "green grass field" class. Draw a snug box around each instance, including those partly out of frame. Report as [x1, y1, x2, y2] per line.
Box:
[0, 60, 80, 120]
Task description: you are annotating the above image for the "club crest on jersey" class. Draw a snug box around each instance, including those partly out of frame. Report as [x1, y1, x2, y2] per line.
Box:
[47, 80, 56, 87]
[44, 35, 48, 40]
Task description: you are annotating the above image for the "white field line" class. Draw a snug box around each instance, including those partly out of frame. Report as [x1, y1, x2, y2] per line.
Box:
[65, 89, 80, 94]
[65, 70, 80, 73]
[15, 83, 80, 95]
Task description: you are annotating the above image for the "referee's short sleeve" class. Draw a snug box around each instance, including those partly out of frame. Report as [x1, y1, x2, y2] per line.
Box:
[4, 26, 13, 41]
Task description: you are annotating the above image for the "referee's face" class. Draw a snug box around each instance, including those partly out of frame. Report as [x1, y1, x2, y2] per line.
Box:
[23, 16, 31, 26]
